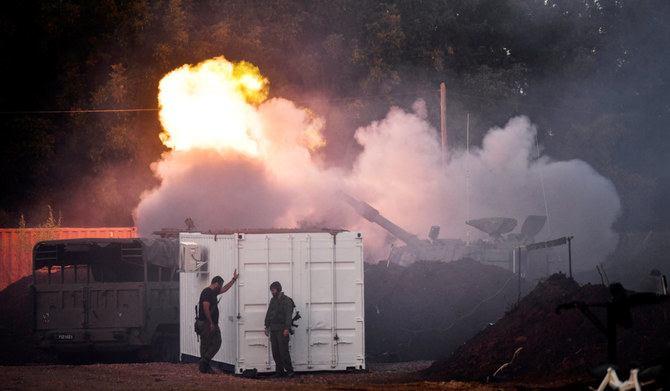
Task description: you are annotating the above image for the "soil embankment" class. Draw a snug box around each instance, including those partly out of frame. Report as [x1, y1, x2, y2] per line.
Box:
[424, 273, 670, 383]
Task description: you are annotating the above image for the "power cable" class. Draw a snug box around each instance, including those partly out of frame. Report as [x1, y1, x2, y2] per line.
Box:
[0, 88, 614, 116]
[0, 108, 158, 115]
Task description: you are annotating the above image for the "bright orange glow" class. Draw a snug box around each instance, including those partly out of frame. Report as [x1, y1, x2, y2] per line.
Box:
[157, 56, 268, 154]
[301, 109, 327, 151]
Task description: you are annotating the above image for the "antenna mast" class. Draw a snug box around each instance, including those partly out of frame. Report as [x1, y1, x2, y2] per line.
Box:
[535, 132, 551, 239]
[466, 113, 471, 244]
[440, 82, 448, 166]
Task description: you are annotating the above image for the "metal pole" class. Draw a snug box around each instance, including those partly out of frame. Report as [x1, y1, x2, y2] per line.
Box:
[266, 236, 271, 369]
[440, 82, 447, 166]
[307, 235, 313, 369]
[567, 236, 573, 279]
[331, 234, 338, 368]
[466, 113, 470, 244]
[517, 247, 522, 305]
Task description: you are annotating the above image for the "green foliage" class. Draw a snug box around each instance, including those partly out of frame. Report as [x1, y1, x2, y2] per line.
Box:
[354, 3, 405, 94]
[35, 205, 62, 242]
[17, 214, 30, 257]
[15, 207, 62, 258]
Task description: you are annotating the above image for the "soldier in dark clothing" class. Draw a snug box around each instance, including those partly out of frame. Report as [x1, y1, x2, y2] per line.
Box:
[264, 281, 295, 377]
[197, 271, 238, 374]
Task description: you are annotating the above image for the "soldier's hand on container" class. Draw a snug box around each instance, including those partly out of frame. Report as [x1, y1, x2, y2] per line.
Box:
[264, 328, 269, 337]
[210, 323, 215, 333]
[283, 329, 289, 337]
[233, 269, 239, 281]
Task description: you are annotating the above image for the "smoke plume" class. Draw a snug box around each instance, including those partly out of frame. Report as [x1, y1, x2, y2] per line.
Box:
[134, 62, 620, 272]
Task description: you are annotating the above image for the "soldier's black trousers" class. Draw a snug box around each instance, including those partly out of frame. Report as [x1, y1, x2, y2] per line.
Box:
[270, 330, 293, 374]
[199, 324, 221, 372]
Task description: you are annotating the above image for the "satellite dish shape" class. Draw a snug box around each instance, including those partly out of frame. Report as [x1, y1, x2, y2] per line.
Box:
[466, 217, 518, 238]
[519, 215, 547, 242]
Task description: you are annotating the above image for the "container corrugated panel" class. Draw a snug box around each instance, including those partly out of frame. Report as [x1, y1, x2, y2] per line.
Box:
[179, 231, 365, 374]
[179, 234, 238, 367]
[0, 227, 137, 290]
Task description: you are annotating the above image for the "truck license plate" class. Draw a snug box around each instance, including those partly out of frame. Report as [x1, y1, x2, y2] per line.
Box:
[54, 334, 74, 341]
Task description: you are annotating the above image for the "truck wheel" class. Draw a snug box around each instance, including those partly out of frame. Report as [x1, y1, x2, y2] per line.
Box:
[155, 337, 179, 363]
[136, 346, 153, 362]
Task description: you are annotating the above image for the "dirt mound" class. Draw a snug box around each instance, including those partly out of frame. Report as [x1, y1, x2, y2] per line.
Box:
[423, 273, 670, 382]
[0, 275, 55, 364]
[365, 258, 534, 362]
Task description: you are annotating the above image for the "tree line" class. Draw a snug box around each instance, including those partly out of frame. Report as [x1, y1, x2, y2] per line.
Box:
[1, 0, 668, 230]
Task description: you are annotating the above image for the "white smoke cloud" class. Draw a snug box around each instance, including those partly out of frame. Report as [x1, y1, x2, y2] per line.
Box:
[134, 148, 291, 231]
[135, 98, 620, 272]
[134, 97, 347, 233]
[346, 110, 620, 270]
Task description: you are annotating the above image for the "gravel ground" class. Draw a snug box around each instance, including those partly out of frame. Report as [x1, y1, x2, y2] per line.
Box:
[0, 361, 592, 391]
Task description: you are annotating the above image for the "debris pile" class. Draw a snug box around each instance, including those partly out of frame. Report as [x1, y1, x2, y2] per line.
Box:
[423, 273, 670, 382]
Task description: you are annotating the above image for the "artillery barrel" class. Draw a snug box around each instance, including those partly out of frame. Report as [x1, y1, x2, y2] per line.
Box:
[342, 193, 425, 249]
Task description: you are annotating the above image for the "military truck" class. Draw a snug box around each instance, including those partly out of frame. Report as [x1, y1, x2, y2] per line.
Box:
[31, 238, 180, 362]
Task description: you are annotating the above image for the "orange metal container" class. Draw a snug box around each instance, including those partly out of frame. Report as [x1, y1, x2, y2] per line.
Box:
[0, 227, 137, 290]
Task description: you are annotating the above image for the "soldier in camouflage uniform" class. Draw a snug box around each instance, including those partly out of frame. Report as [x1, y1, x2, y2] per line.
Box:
[264, 281, 295, 377]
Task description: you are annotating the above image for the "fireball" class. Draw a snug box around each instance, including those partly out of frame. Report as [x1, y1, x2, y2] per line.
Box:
[157, 56, 269, 155]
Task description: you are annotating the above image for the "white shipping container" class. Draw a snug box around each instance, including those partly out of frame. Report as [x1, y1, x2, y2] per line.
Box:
[179, 231, 365, 374]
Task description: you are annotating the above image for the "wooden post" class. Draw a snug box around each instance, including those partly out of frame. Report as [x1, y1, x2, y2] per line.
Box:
[440, 82, 447, 166]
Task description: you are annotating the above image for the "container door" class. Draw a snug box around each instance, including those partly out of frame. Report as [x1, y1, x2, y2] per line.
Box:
[233, 232, 365, 373]
[332, 232, 365, 369]
[236, 234, 296, 373]
[297, 233, 339, 369]
[177, 233, 237, 365]
[296, 232, 365, 371]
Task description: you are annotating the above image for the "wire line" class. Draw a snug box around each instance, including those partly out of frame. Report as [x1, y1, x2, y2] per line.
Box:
[0, 108, 158, 114]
